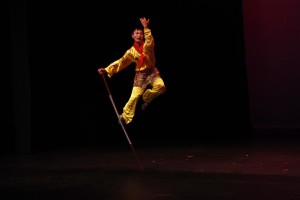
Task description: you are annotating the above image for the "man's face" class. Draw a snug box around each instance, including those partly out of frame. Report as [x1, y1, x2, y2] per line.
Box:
[132, 29, 144, 43]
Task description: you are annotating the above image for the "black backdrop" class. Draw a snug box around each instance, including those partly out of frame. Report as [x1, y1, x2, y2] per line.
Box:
[6, 0, 250, 152]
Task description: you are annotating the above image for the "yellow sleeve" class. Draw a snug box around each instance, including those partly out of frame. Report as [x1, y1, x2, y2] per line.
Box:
[144, 28, 154, 48]
[105, 50, 134, 78]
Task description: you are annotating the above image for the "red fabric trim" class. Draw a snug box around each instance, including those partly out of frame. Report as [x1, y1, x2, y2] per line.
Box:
[133, 41, 145, 69]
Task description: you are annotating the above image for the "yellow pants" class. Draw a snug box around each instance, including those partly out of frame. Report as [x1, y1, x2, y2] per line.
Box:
[121, 77, 166, 124]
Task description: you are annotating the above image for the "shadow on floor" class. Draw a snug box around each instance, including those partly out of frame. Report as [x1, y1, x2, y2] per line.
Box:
[1, 131, 300, 200]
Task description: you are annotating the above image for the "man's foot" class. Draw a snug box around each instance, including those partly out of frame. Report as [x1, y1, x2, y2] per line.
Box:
[118, 115, 125, 125]
[141, 102, 149, 111]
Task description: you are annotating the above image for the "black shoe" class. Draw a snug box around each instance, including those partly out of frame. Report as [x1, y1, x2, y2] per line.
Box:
[118, 115, 125, 125]
[141, 102, 149, 111]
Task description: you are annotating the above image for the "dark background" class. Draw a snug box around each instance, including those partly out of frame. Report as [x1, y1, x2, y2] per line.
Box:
[243, 0, 300, 130]
[4, 0, 250, 153]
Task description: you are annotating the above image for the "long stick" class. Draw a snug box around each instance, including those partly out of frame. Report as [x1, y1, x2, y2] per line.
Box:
[100, 72, 143, 171]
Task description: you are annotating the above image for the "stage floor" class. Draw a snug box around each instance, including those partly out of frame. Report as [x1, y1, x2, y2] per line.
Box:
[1, 134, 300, 200]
